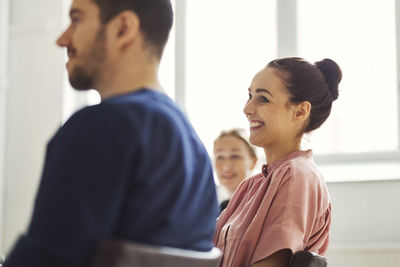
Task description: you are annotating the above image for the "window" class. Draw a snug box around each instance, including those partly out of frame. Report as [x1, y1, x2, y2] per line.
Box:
[159, 0, 176, 99]
[0, 0, 9, 252]
[180, 0, 400, 181]
[185, 0, 277, 155]
[298, 0, 398, 155]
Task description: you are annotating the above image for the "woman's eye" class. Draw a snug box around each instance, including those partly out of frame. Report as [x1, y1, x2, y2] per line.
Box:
[259, 96, 269, 103]
[248, 93, 252, 100]
[216, 156, 224, 161]
[231, 155, 242, 160]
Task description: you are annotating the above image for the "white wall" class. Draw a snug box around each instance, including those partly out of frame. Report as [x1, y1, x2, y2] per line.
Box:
[0, 0, 65, 254]
[327, 180, 400, 266]
[0, 0, 10, 256]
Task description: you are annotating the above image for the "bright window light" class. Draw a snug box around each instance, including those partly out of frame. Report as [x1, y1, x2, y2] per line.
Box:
[159, 0, 176, 99]
[185, 0, 277, 154]
[298, 0, 398, 154]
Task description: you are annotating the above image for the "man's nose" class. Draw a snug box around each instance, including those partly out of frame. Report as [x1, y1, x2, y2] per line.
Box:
[56, 27, 71, 47]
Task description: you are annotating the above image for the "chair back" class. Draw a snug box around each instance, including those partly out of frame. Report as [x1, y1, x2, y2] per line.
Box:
[91, 239, 222, 267]
[289, 251, 327, 267]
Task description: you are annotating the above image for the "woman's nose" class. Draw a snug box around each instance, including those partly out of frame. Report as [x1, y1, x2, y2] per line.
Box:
[243, 100, 254, 116]
[222, 163, 230, 171]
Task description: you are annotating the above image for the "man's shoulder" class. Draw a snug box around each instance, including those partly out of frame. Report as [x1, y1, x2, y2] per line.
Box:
[106, 89, 178, 110]
[53, 102, 136, 146]
[56, 89, 195, 146]
[62, 90, 173, 127]
[62, 103, 124, 130]
[103, 89, 186, 124]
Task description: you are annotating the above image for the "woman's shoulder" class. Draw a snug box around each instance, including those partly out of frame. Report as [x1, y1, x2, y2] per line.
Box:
[273, 152, 322, 184]
[241, 172, 266, 187]
[277, 154, 330, 205]
[290, 156, 320, 177]
[229, 173, 266, 199]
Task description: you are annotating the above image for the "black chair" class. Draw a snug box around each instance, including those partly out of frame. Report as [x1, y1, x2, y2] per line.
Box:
[289, 251, 327, 267]
[91, 239, 222, 267]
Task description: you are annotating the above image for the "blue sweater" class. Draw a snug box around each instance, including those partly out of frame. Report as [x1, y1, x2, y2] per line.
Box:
[4, 89, 218, 267]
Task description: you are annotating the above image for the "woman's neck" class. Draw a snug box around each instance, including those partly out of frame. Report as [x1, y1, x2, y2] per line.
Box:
[263, 140, 301, 165]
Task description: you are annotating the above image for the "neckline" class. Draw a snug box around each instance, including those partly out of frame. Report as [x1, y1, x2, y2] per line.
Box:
[262, 150, 312, 177]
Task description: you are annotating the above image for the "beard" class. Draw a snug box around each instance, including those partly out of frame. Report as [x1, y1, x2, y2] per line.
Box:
[69, 65, 97, 90]
[68, 27, 106, 90]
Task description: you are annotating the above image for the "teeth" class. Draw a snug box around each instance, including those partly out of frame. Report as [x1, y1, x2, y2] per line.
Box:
[250, 121, 263, 127]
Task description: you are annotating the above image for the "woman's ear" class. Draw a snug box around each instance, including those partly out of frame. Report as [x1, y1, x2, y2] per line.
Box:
[294, 101, 311, 122]
[108, 10, 140, 49]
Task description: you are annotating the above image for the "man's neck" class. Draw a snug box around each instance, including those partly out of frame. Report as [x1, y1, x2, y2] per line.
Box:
[96, 57, 163, 100]
[98, 77, 162, 100]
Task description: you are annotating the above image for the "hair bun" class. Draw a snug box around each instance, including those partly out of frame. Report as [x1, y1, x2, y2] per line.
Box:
[315, 58, 342, 101]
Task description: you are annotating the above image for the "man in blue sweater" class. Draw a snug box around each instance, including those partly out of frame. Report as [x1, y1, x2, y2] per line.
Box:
[4, 0, 218, 266]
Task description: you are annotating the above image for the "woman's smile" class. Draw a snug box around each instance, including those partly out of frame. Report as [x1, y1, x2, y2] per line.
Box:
[249, 120, 265, 131]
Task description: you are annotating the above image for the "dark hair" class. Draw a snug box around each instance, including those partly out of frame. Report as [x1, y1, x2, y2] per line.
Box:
[268, 57, 342, 133]
[91, 0, 173, 59]
[214, 128, 258, 161]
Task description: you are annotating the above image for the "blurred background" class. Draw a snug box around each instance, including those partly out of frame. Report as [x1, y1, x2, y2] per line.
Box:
[1, 0, 400, 265]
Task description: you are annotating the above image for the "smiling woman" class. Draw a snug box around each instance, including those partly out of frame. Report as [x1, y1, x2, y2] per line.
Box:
[213, 129, 257, 213]
[213, 57, 342, 267]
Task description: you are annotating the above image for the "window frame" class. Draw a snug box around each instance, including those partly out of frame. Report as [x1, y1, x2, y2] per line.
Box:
[173, 0, 400, 176]
[0, 0, 10, 254]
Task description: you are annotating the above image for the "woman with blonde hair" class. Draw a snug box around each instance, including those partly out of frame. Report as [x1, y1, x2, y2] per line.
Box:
[213, 129, 257, 212]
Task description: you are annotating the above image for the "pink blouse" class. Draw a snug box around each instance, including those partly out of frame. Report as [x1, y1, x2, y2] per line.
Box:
[213, 150, 331, 267]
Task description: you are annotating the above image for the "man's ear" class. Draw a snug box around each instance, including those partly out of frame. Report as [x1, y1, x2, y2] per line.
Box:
[293, 101, 311, 122]
[108, 10, 140, 49]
